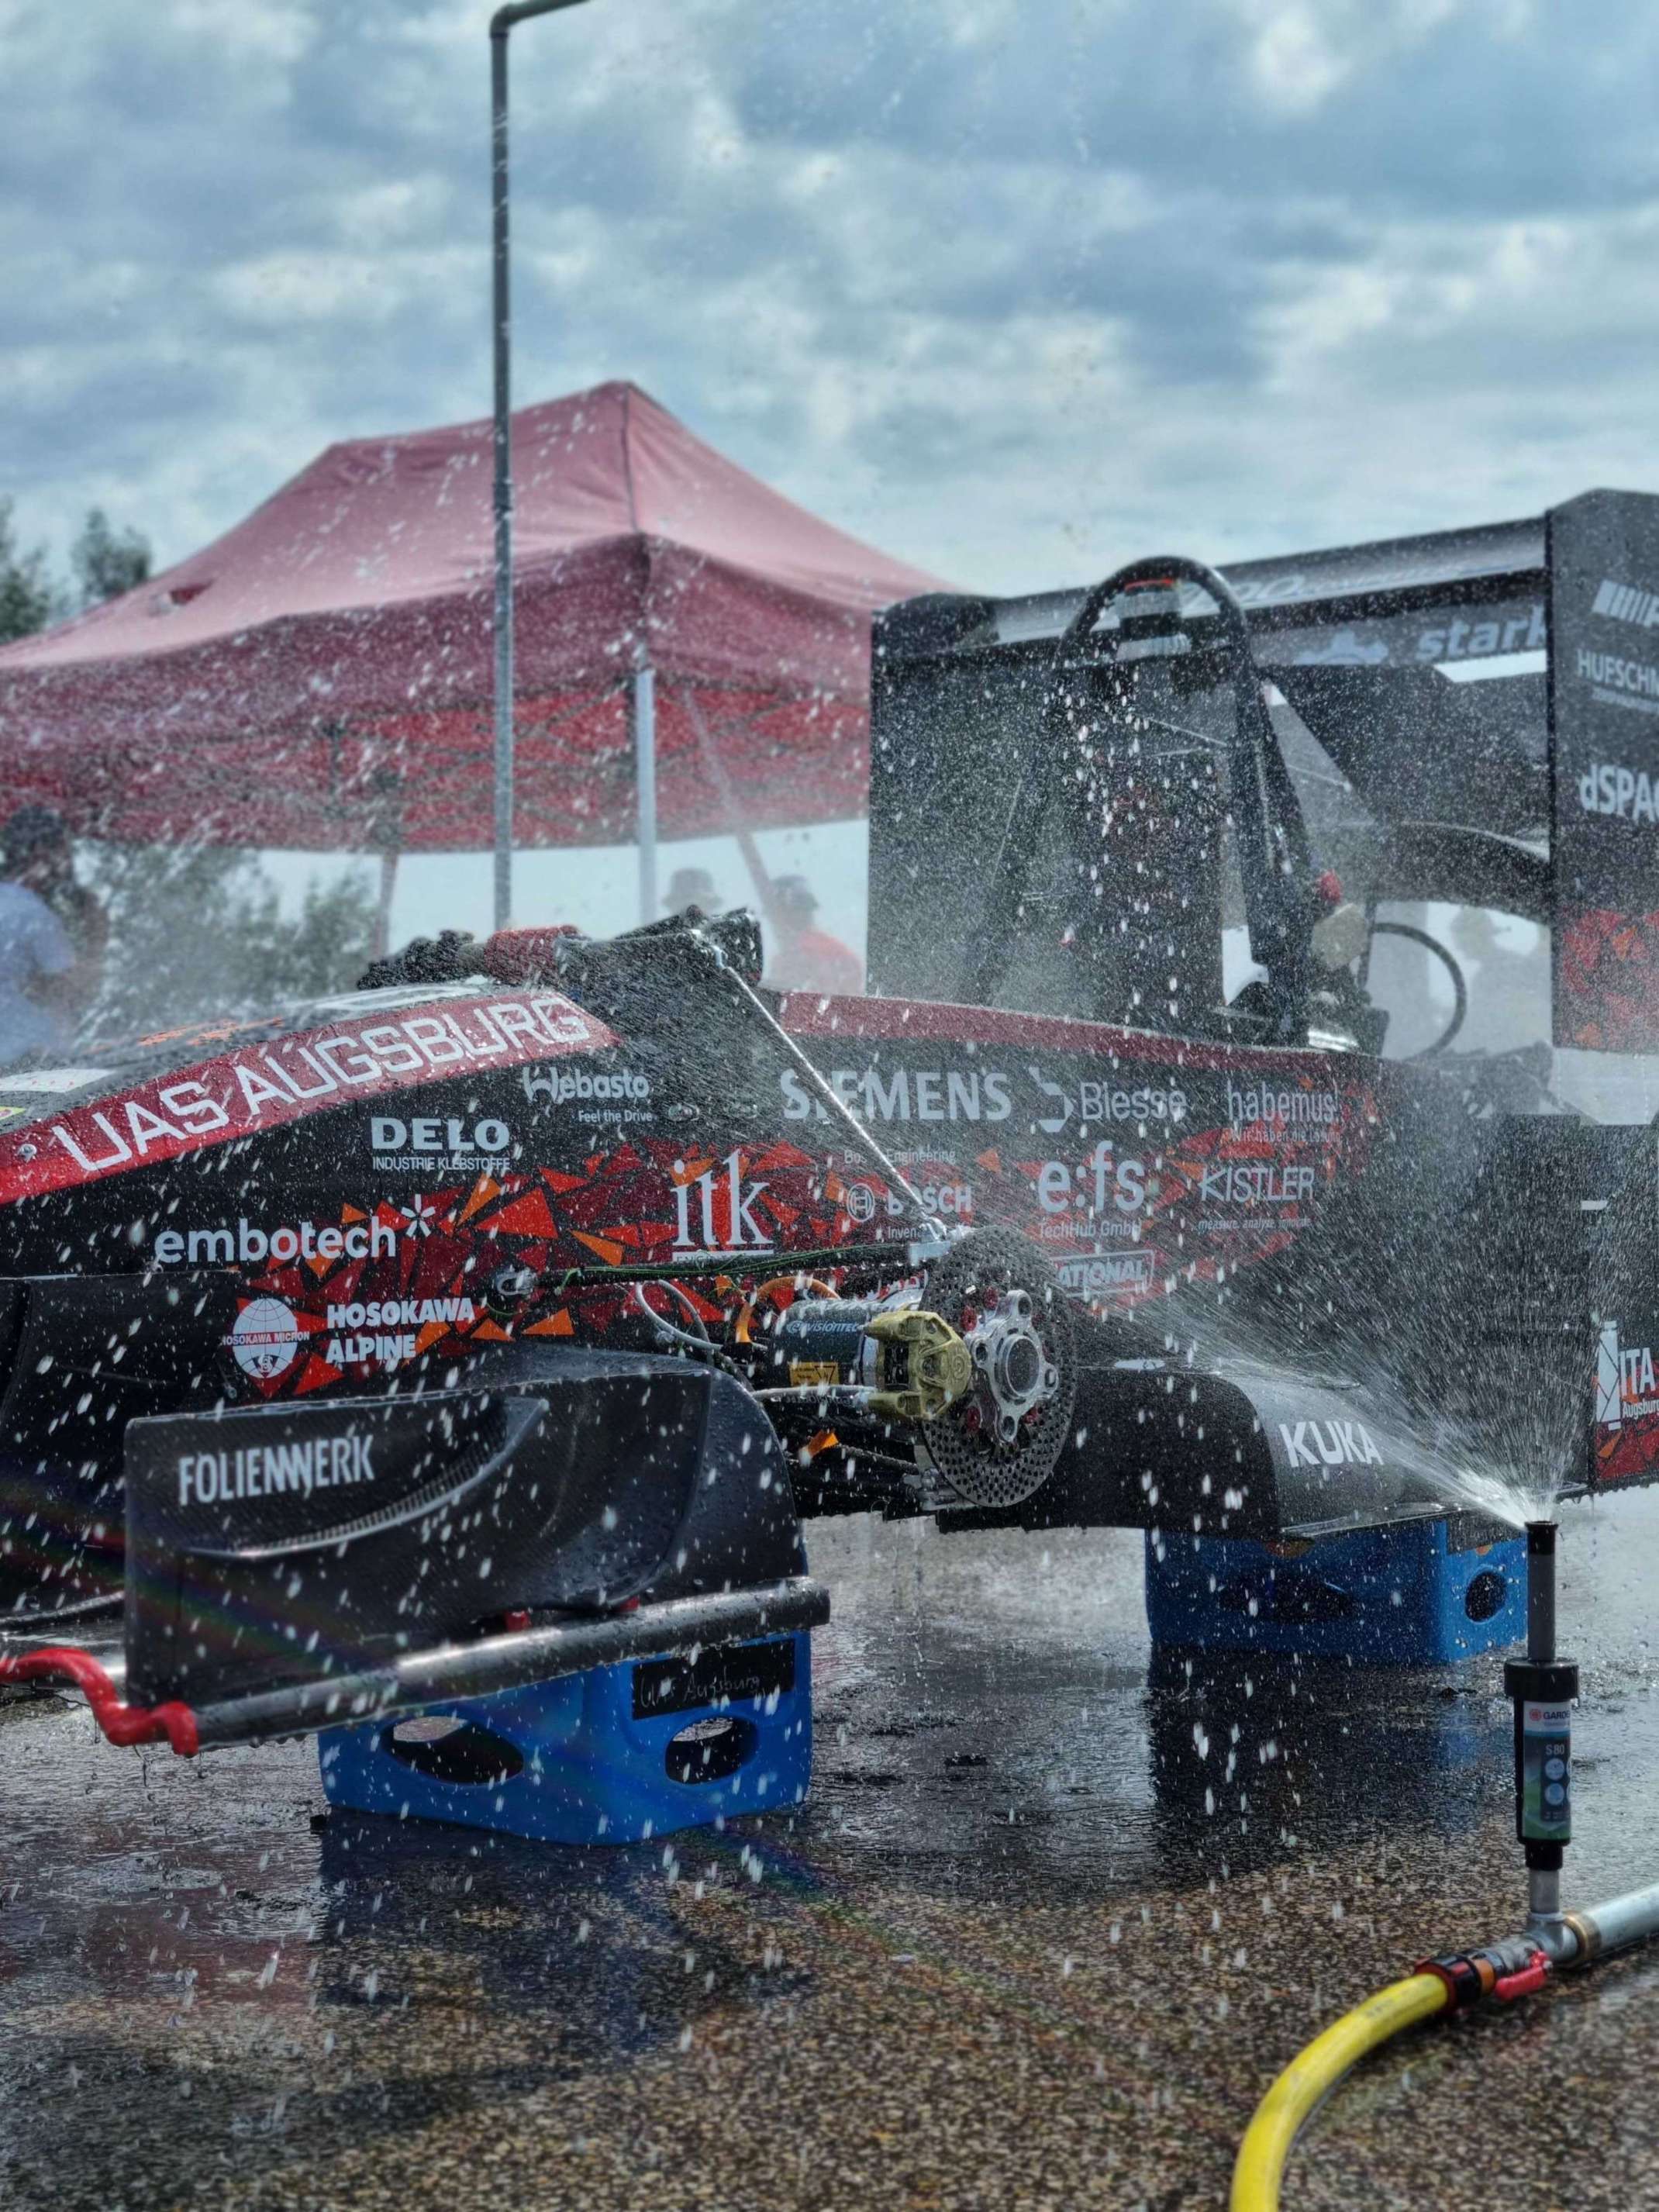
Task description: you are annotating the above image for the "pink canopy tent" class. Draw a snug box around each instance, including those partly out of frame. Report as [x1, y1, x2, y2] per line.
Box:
[0, 381, 947, 905]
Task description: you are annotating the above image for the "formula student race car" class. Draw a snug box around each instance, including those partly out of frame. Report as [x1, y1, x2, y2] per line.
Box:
[4, 486, 1659, 1761]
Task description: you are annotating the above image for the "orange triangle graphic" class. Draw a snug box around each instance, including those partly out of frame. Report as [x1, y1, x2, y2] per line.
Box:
[573, 1230, 626, 1266]
[526, 1309, 575, 1337]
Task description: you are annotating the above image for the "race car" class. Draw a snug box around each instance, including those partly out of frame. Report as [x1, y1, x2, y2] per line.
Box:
[2, 490, 1655, 1776]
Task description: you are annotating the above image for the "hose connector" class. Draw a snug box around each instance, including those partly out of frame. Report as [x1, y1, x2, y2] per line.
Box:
[1416, 1935, 1554, 2010]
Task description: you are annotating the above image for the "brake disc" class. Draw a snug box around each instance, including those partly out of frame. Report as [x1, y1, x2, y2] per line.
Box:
[918, 1228, 1078, 1509]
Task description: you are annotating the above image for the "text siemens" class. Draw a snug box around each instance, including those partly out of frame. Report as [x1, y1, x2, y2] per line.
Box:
[781, 1066, 1012, 1123]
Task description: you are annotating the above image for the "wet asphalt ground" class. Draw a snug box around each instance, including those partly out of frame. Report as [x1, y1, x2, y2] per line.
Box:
[2, 1495, 1659, 2211]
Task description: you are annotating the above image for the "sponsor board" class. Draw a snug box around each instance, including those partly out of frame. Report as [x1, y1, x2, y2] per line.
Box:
[1057, 1249, 1156, 1296]
[1199, 1161, 1316, 1206]
[673, 1149, 777, 1253]
[226, 1299, 304, 1382]
[0, 992, 605, 1201]
[1226, 1082, 1339, 1137]
[1594, 1319, 1659, 1427]
[1574, 646, 1659, 718]
[322, 1294, 478, 1372]
[177, 1430, 374, 1507]
[781, 1064, 1012, 1126]
[843, 1176, 972, 1223]
[1033, 1143, 1154, 1216]
[369, 1113, 512, 1174]
[1291, 627, 1390, 668]
[1578, 761, 1659, 823]
[520, 1063, 657, 1126]
[1552, 493, 1659, 1048]
[1278, 1417, 1385, 1468]
[154, 1215, 398, 1268]
[1415, 604, 1545, 664]
[1030, 1071, 1188, 1134]
[1593, 576, 1659, 632]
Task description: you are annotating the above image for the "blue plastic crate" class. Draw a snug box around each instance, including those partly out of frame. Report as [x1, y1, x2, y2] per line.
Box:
[1144, 1519, 1526, 1664]
[318, 1632, 812, 1844]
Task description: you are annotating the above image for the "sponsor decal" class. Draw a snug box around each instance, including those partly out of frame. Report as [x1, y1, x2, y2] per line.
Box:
[370, 1113, 512, 1173]
[1593, 576, 1659, 632]
[1057, 1249, 1155, 1296]
[1278, 1418, 1385, 1469]
[673, 1149, 776, 1253]
[1199, 1161, 1316, 1206]
[1574, 646, 1659, 717]
[788, 1361, 841, 1388]
[176, 1430, 375, 1507]
[843, 1177, 971, 1222]
[226, 1298, 303, 1382]
[1031, 1071, 1188, 1135]
[1578, 761, 1659, 825]
[1415, 605, 1545, 664]
[0, 991, 608, 1201]
[780, 1064, 1012, 1126]
[1292, 628, 1390, 668]
[322, 1295, 478, 1372]
[153, 1214, 398, 1268]
[1034, 1141, 1152, 1217]
[520, 1063, 656, 1124]
[1226, 1082, 1339, 1137]
[1595, 1319, 1659, 1426]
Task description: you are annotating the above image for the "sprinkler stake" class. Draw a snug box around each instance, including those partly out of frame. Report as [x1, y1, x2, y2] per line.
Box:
[1504, 1521, 1578, 1930]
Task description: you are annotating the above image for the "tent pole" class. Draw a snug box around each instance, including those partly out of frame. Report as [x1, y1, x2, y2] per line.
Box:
[374, 849, 400, 961]
[633, 664, 657, 924]
[490, 0, 593, 934]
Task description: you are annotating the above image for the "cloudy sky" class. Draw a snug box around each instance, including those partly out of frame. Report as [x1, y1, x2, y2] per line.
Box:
[5, 0, 1659, 951]
[8, 0, 1659, 602]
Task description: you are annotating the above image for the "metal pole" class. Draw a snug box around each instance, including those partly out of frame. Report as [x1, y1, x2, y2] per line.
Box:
[634, 664, 657, 923]
[491, 0, 593, 933]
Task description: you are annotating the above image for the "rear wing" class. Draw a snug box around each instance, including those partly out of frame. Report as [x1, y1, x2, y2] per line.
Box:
[870, 487, 1659, 1053]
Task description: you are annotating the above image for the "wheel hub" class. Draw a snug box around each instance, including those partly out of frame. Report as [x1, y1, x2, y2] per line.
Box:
[967, 1290, 1061, 1444]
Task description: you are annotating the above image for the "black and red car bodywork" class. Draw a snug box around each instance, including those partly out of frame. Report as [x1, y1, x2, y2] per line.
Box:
[2, 492, 1657, 1751]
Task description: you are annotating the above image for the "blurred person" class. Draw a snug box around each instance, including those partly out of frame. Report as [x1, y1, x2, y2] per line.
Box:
[663, 865, 723, 918]
[764, 874, 862, 997]
[0, 806, 105, 1070]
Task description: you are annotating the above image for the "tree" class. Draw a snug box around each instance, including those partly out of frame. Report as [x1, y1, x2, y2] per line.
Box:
[0, 498, 54, 643]
[71, 507, 150, 609]
[79, 845, 381, 1041]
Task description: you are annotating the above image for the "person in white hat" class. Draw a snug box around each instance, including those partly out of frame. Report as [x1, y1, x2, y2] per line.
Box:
[764, 875, 862, 998]
[663, 866, 723, 918]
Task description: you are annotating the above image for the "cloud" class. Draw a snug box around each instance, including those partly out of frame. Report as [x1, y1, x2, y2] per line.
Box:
[4, 0, 1659, 604]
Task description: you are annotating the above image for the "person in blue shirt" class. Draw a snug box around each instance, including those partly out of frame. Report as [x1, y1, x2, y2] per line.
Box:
[0, 807, 103, 1071]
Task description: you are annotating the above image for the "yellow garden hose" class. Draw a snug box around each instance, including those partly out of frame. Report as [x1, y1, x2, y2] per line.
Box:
[1230, 1972, 1450, 2212]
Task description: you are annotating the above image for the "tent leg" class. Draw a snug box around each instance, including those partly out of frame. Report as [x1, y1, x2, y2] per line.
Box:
[634, 664, 657, 925]
[374, 850, 400, 961]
